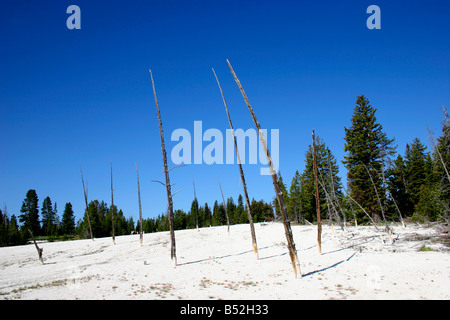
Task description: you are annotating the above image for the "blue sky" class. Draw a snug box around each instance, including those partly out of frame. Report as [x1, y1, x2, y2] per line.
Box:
[1, 0, 449, 223]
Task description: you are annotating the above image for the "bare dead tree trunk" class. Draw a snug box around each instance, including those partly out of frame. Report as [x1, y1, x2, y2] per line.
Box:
[318, 171, 342, 232]
[193, 179, 199, 230]
[212, 68, 259, 259]
[110, 162, 116, 244]
[80, 168, 94, 240]
[327, 152, 346, 229]
[226, 60, 301, 277]
[217, 176, 231, 235]
[149, 69, 177, 265]
[389, 189, 406, 228]
[28, 229, 43, 264]
[363, 164, 390, 236]
[427, 125, 450, 183]
[326, 156, 337, 232]
[318, 166, 343, 231]
[312, 130, 322, 254]
[343, 186, 379, 231]
[322, 179, 334, 232]
[346, 196, 358, 227]
[136, 162, 143, 245]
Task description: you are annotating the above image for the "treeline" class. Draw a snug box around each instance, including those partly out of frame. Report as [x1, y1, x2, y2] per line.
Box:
[1, 188, 149, 245]
[1, 190, 77, 246]
[1, 188, 274, 246]
[276, 97, 449, 225]
[166, 195, 273, 232]
[76, 200, 135, 239]
[76, 194, 274, 236]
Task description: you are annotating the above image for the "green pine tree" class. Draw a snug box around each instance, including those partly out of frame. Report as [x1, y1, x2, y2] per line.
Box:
[19, 189, 40, 236]
[8, 215, 22, 245]
[188, 199, 199, 229]
[250, 199, 274, 222]
[0, 209, 23, 246]
[54, 202, 60, 235]
[404, 138, 429, 206]
[126, 216, 135, 234]
[288, 170, 302, 223]
[386, 154, 412, 218]
[97, 201, 109, 237]
[174, 209, 187, 230]
[212, 200, 226, 226]
[41, 196, 56, 236]
[0, 209, 7, 246]
[223, 197, 235, 226]
[87, 200, 101, 237]
[413, 183, 438, 222]
[236, 194, 246, 224]
[61, 202, 75, 235]
[115, 209, 128, 235]
[343, 95, 395, 222]
[203, 203, 212, 227]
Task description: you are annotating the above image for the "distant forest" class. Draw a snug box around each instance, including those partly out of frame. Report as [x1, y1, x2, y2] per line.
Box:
[0, 190, 273, 247]
[1, 96, 449, 247]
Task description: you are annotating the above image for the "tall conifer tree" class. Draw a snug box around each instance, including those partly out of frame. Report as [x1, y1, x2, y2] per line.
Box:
[41, 196, 56, 236]
[404, 138, 429, 205]
[19, 189, 40, 236]
[343, 95, 395, 222]
[61, 202, 75, 235]
[288, 170, 302, 223]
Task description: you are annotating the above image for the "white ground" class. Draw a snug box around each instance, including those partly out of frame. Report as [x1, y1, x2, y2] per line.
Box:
[0, 222, 449, 300]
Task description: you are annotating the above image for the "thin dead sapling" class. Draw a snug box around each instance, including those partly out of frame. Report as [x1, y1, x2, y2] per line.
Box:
[80, 168, 94, 240]
[227, 59, 301, 278]
[149, 69, 177, 265]
[312, 129, 322, 254]
[212, 67, 259, 258]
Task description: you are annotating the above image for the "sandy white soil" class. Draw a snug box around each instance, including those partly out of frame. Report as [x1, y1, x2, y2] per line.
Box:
[0, 222, 449, 300]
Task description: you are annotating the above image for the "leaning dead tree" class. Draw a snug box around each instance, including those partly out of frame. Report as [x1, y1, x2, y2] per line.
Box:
[363, 165, 390, 227]
[318, 169, 343, 232]
[110, 162, 116, 244]
[28, 229, 43, 264]
[389, 189, 406, 228]
[363, 163, 394, 244]
[149, 69, 177, 265]
[346, 195, 358, 227]
[212, 68, 259, 258]
[343, 185, 379, 231]
[427, 125, 450, 183]
[227, 60, 301, 278]
[312, 130, 322, 254]
[217, 176, 231, 235]
[327, 152, 347, 229]
[135, 162, 143, 245]
[80, 168, 94, 240]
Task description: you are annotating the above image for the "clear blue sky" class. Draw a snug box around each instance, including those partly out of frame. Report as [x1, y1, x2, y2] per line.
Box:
[1, 0, 449, 224]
